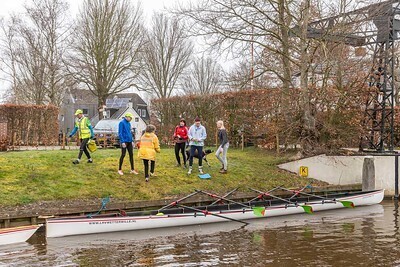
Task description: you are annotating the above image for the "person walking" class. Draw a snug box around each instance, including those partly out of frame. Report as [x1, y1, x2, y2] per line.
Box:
[69, 109, 94, 164]
[216, 120, 229, 174]
[118, 112, 139, 175]
[173, 119, 188, 167]
[138, 125, 160, 182]
[187, 118, 207, 175]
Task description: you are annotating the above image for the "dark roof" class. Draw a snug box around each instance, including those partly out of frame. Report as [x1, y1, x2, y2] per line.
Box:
[66, 89, 97, 105]
[110, 93, 147, 106]
[110, 107, 128, 119]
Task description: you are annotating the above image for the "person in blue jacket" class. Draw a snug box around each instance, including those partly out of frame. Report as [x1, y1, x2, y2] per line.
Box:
[118, 112, 138, 175]
[69, 109, 94, 164]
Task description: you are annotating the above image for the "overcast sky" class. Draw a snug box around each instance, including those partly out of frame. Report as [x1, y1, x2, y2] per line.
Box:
[0, 0, 181, 17]
[0, 0, 191, 100]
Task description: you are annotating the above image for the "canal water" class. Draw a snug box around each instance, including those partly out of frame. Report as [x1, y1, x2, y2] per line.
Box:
[1, 201, 400, 266]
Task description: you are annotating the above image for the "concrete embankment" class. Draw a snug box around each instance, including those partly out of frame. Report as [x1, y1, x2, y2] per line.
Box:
[278, 154, 396, 196]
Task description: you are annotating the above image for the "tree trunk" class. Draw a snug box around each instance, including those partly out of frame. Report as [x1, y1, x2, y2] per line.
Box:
[299, 0, 317, 154]
[98, 95, 107, 120]
[278, 0, 293, 148]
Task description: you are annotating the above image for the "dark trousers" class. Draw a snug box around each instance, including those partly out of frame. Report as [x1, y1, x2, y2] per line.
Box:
[143, 159, 155, 178]
[78, 138, 91, 159]
[119, 142, 134, 170]
[174, 142, 186, 165]
[189, 145, 203, 167]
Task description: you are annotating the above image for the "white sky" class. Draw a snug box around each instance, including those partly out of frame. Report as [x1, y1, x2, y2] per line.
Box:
[0, 0, 189, 100]
[0, 0, 236, 101]
[0, 0, 181, 17]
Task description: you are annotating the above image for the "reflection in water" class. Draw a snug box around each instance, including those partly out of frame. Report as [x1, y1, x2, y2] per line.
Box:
[1, 201, 400, 266]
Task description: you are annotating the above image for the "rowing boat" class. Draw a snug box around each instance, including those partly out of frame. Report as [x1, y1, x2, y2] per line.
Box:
[46, 189, 384, 238]
[0, 225, 41, 245]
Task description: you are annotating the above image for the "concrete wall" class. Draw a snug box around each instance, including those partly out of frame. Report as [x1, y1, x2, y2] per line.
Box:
[278, 155, 396, 196]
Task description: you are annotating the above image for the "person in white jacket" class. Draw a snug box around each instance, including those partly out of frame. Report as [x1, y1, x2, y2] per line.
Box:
[187, 117, 207, 175]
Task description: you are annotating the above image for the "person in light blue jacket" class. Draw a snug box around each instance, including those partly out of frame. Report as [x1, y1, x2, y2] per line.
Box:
[187, 117, 207, 175]
[118, 112, 138, 176]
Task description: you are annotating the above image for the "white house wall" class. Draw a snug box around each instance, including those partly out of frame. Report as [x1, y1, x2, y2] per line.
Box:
[118, 107, 147, 140]
[278, 154, 396, 196]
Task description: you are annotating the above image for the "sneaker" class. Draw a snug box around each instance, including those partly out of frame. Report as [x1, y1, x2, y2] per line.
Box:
[199, 167, 204, 175]
[219, 169, 228, 174]
[150, 172, 157, 177]
[87, 159, 93, 163]
[130, 170, 139, 175]
[145, 177, 149, 182]
[183, 164, 187, 169]
[118, 170, 124, 175]
[220, 167, 224, 171]
[72, 159, 80, 164]
[187, 168, 192, 175]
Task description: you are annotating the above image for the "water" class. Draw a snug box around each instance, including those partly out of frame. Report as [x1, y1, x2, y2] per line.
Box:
[1, 201, 400, 266]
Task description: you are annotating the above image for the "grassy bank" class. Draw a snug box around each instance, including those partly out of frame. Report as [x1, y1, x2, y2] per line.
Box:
[0, 147, 316, 206]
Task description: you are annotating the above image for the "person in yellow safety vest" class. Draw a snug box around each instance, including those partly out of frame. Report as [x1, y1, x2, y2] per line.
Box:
[138, 124, 160, 182]
[69, 109, 95, 164]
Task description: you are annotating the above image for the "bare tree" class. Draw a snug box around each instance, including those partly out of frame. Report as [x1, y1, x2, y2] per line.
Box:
[139, 13, 193, 98]
[183, 56, 223, 95]
[0, 0, 70, 106]
[67, 0, 144, 119]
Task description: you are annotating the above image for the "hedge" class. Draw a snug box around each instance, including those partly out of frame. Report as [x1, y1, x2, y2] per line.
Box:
[0, 104, 59, 147]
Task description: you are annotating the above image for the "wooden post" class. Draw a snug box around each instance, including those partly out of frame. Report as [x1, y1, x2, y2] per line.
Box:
[276, 134, 280, 154]
[12, 132, 16, 150]
[241, 134, 244, 151]
[62, 133, 66, 150]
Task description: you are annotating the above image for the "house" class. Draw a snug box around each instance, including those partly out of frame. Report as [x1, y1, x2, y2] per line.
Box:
[59, 89, 98, 135]
[60, 90, 150, 136]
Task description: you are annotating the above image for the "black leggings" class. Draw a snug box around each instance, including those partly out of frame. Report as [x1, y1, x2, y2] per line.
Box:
[174, 142, 186, 165]
[143, 159, 155, 178]
[119, 142, 134, 170]
[78, 138, 91, 159]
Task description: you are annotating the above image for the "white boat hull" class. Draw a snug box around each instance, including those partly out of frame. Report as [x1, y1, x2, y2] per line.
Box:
[46, 190, 384, 238]
[0, 225, 41, 245]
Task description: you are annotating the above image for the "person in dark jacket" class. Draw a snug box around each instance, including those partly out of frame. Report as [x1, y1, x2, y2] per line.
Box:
[118, 112, 138, 175]
[173, 118, 189, 167]
[215, 120, 229, 174]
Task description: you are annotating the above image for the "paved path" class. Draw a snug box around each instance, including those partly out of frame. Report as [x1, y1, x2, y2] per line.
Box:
[7, 145, 80, 151]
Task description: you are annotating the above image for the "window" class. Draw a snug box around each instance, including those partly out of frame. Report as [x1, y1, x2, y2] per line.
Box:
[135, 118, 139, 122]
[142, 109, 146, 117]
[82, 108, 89, 115]
[138, 109, 141, 116]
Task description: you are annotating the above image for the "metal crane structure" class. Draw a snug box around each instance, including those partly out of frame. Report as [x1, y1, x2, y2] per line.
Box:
[303, 0, 400, 152]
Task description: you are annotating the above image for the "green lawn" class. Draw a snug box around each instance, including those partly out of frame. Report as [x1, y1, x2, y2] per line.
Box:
[0, 147, 316, 206]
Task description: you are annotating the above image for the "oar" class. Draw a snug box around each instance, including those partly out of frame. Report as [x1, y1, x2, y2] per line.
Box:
[248, 185, 283, 203]
[196, 189, 271, 217]
[195, 189, 251, 209]
[279, 187, 355, 208]
[288, 183, 313, 201]
[209, 188, 238, 206]
[176, 203, 249, 225]
[158, 191, 201, 213]
[249, 188, 314, 214]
